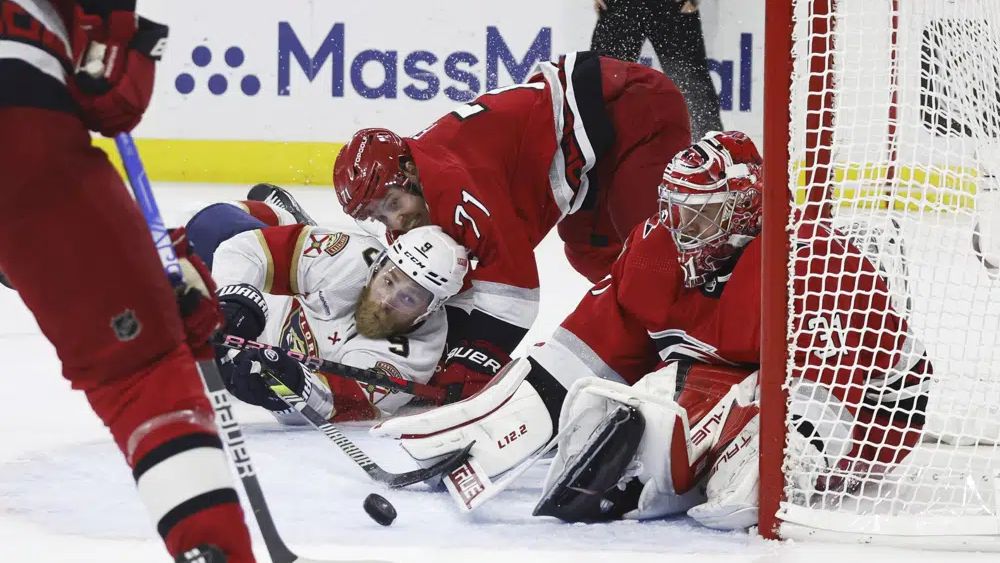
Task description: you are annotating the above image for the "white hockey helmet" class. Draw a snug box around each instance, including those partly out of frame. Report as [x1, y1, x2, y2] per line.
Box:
[366, 225, 469, 323]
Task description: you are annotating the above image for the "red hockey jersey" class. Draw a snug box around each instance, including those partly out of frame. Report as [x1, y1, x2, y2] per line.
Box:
[530, 216, 931, 423]
[408, 52, 685, 352]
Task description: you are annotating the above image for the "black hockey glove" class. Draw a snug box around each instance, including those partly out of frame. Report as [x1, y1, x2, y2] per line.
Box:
[216, 283, 268, 341]
[219, 348, 305, 412]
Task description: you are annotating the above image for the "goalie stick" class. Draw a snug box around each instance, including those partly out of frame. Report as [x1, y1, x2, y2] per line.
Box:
[114, 133, 378, 563]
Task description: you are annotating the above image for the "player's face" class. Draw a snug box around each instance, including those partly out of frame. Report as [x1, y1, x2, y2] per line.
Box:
[661, 194, 729, 251]
[355, 261, 434, 338]
[358, 187, 430, 235]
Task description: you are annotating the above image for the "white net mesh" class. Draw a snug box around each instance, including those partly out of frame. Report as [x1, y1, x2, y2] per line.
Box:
[781, 0, 1000, 545]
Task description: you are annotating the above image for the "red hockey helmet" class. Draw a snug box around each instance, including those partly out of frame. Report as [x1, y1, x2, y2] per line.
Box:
[658, 130, 764, 287]
[333, 128, 415, 218]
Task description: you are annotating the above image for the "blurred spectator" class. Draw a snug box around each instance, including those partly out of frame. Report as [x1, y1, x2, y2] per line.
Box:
[591, 0, 723, 140]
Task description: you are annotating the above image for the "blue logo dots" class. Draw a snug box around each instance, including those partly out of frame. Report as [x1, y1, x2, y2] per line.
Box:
[176, 45, 260, 96]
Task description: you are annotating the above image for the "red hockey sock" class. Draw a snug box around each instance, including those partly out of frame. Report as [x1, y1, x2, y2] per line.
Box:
[84, 345, 256, 562]
[239, 200, 283, 226]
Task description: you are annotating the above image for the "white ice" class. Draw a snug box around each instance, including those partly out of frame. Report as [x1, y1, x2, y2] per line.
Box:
[0, 184, 995, 563]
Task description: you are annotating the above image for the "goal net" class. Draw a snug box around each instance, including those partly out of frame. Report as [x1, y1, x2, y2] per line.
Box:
[761, 0, 1000, 549]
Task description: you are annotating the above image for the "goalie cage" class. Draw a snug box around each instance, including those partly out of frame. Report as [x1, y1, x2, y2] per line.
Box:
[761, 0, 1000, 550]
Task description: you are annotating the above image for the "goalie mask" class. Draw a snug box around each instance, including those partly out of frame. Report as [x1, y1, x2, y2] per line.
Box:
[659, 130, 763, 288]
[363, 225, 469, 329]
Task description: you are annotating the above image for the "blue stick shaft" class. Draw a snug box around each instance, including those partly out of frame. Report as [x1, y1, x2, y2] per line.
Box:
[114, 133, 183, 283]
[112, 132, 303, 563]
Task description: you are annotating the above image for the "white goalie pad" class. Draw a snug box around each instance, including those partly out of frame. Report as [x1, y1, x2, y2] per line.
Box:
[687, 412, 760, 530]
[540, 364, 706, 521]
[371, 358, 552, 478]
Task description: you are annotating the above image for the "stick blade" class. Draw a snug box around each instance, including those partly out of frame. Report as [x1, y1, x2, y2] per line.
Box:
[383, 442, 474, 488]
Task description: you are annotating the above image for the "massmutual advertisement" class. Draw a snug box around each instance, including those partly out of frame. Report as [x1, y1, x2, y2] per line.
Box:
[105, 1, 763, 184]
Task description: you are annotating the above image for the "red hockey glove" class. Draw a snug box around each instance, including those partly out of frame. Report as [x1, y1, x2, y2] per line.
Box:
[69, 8, 168, 136]
[432, 339, 511, 403]
[169, 228, 223, 361]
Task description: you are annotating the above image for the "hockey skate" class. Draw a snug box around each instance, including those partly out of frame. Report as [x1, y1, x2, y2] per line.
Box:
[175, 545, 226, 563]
[247, 183, 317, 226]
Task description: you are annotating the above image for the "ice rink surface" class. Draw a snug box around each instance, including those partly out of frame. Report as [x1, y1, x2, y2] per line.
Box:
[0, 184, 996, 563]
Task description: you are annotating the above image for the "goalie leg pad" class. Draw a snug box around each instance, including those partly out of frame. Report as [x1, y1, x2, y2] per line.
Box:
[533, 405, 645, 522]
[539, 367, 705, 522]
[686, 411, 760, 530]
[372, 358, 553, 478]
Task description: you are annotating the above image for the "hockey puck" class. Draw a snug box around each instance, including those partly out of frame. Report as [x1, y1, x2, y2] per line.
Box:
[363, 493, 397, 526]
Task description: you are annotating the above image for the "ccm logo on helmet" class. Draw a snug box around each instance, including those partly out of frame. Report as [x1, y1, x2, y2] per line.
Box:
[402, 242, 434, 268]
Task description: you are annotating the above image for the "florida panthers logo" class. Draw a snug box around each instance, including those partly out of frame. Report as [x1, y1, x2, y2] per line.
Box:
[279, 299, 318, 357]
[365, 362, 398, 404]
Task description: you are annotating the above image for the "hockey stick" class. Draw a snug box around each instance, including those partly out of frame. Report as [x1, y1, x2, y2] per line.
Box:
[216, 334, 447, 404]
[215, 335, 468, 486]
[255, 360, 473, 488]
[115, 133, 353, 563]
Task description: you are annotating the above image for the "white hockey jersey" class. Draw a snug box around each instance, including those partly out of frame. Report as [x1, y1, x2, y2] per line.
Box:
[212, 220, 447, 422]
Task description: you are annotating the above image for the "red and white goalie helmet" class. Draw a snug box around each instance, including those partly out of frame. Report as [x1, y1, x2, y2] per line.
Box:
[333, 128, 415, 218]
[366, 225, 469, 324]
[658, 130, 763, 287]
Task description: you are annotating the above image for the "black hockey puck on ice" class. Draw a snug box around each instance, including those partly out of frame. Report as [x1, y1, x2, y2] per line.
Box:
[363, 493, 397, 526]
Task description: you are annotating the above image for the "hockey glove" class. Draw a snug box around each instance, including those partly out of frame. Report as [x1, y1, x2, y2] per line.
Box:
[69, 8, 168, 136]
[432, 339, 511, 403]
[219, 348, 306, 412]
[216, 283, 268, 342]
[169, 228, 223, 361]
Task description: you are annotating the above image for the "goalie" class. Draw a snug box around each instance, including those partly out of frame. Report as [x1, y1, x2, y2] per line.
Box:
[183, 192, 467, 423]
[373, 131, 932, 529]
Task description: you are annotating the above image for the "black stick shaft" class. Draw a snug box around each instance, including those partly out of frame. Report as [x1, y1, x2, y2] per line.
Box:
[216, 334, 446, 404]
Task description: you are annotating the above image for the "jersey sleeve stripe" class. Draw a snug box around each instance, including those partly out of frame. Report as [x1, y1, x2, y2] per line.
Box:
[288, 226, 310, 294]
[256, 224, 308, 294]
[531, 326, 627, 390]
[533, 51, 614, 217]
[469, 280, 540, 329]
[253, 230, 275, 292]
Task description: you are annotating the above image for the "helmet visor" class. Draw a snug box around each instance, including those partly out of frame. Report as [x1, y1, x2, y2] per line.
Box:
[366, 255, 434, 316]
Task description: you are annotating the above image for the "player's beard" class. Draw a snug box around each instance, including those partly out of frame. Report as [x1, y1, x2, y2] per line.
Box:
[399, 209, 429, 232]
[355, 286, 411, 339]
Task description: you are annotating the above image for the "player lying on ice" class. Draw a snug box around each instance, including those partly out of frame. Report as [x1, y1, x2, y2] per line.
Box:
[180, 190, 468, 422]
[332, 51, 693, 403]
[372, 131, 934, 529]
